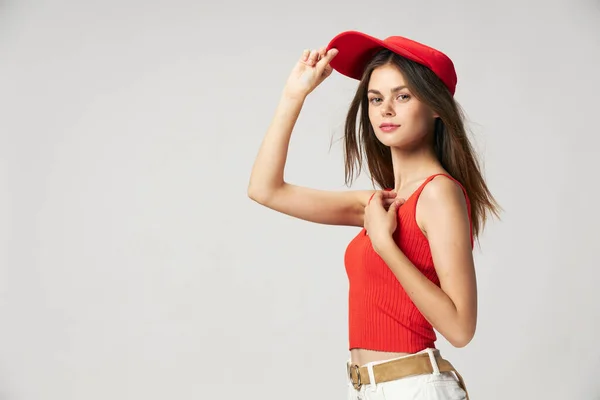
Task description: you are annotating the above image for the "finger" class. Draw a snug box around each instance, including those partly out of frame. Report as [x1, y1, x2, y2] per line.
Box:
[381, 190, 397, 198]
[301, 49, 310, 62]
[388, 201, 398, 214]
[322, 48, 339, 64]
[314, 49, 339, 81]
[306, 49, 319, 66]
[316, 48, 338, 71]
[382, 199, 395, 208]
[384, 196, 404, 209]
[371, 191, 383, 205]
[317, 46, 326, 61]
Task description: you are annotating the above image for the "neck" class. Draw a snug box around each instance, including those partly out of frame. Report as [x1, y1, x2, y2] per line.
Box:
[390, 145, 443, 192]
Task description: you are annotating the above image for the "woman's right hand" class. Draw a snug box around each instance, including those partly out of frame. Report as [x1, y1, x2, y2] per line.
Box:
[282, 47, 339, 99]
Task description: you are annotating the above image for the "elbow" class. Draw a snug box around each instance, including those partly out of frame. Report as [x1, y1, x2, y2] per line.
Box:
[247, 184, 272, 206]
[247, 186, 263, 204]
[247, 178, 284, 205]
[448, 325, 476, 348]
[450, 335, 472, 349]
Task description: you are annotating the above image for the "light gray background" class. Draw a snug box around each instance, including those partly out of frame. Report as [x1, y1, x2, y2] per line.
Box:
[1, 0, 599, 399]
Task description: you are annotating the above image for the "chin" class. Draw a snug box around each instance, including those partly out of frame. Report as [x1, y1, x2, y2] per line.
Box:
[376, 130, 428, 150]
[374, 132, 406, 148]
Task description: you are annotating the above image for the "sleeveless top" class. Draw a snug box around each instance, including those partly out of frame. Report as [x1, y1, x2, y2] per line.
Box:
[344, 173, 473, 353]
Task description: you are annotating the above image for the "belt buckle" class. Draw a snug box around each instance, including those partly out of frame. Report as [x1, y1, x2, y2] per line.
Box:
[348, 364, 362, 390]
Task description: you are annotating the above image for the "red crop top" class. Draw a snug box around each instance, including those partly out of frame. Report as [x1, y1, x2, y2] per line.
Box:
[344, 173, 473, 353]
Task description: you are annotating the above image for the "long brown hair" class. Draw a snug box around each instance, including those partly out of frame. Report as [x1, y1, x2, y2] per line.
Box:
[343, 49, 501, 238]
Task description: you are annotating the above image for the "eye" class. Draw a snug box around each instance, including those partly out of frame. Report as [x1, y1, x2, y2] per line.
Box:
[397, 94, 411, 101]
[369, 97, 382, 104]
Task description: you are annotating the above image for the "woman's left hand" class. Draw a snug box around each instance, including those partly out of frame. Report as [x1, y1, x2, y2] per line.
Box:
[364, 191, 405, 254]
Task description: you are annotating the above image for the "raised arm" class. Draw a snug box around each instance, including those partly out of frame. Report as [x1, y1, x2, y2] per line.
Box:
[247, 47, 394, 226]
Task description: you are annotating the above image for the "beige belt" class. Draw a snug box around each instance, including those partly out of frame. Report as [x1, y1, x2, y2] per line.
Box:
[347, 352, 469, 399]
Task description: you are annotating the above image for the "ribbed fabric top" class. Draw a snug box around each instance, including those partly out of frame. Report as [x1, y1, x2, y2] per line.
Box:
[344, 173, 473, 353]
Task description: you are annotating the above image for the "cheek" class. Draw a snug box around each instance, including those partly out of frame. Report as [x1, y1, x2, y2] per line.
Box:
[368, 107, 377, 122]
[405, 106, 432, 128]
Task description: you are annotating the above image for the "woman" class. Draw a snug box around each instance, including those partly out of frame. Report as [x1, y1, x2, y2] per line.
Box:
[248, 30, 500, 400]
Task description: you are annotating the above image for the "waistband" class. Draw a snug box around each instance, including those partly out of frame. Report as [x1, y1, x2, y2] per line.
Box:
[346, 348, 469, 399]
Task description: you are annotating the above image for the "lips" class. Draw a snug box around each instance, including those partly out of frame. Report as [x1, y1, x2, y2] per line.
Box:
[379, 123, 400, 132]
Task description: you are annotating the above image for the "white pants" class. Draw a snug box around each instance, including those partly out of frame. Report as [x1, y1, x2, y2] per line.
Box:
[346, 349, 467, 400]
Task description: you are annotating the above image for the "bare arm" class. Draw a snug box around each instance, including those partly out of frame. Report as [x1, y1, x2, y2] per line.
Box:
[247, 47, 394, 227]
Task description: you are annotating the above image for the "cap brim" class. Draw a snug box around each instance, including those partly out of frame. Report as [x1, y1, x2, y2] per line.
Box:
[327, 31, 410, 81]
[326, 31, 385, 80]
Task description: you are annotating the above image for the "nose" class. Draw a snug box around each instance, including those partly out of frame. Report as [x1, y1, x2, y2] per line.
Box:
[380, 99, 395, 117]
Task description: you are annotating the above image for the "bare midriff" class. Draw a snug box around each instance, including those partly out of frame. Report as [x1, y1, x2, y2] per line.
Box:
[350, 348, 411, 366]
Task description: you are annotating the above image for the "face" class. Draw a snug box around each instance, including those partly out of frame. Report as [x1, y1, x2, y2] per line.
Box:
[366, 63, 438, 149]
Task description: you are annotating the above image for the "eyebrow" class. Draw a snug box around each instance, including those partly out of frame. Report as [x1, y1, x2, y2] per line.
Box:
[367, 85, 408, 95]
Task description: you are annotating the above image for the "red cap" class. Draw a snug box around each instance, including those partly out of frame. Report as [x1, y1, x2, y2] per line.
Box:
[326, 31, 457, 95]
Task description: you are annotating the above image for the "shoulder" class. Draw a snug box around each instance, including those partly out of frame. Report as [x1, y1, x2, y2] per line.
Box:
[420, 175, 467, 208]
[416, 175, 470, 232]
